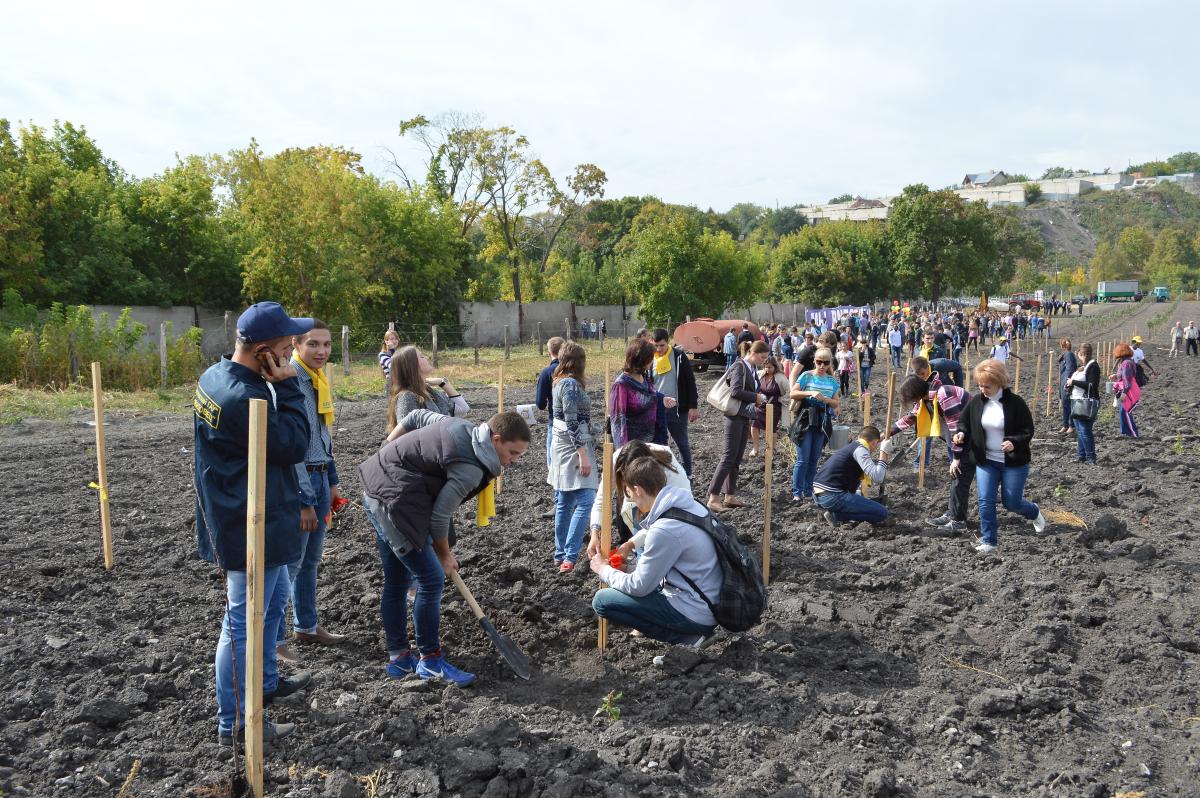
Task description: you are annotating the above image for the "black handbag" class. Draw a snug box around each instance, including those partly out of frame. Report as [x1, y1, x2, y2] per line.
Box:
[1070, 396, 1100, 421]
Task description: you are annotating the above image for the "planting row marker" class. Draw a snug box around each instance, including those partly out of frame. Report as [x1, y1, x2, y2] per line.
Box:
[90, 362, 114, 571]
[244, 397, 268, 798]
[762, 403, 774, 586]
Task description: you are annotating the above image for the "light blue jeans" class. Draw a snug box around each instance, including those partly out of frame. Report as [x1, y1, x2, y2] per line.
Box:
[278, 469, 330, 641]
[792, 426, 825, 499]
[554, 487, 596, 564]
[216, 565, 289, 734]
[975, 461, 1040, 546]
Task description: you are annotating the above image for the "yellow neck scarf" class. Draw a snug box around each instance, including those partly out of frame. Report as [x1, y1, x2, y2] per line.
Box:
[653, 350, 672, 376]
[292, 355, 334, 428]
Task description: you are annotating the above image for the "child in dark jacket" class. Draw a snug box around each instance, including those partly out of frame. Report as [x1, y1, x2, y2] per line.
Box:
[813, 426, 890, 526]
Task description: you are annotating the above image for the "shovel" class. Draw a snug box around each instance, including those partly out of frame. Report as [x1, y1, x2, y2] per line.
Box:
[449, 571, 531, 680]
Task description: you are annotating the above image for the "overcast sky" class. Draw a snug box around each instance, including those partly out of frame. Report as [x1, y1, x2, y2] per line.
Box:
[4, 1, 1196, 210]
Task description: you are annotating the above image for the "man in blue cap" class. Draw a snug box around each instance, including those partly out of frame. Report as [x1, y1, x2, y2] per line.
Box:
[194, 301, 315, 747]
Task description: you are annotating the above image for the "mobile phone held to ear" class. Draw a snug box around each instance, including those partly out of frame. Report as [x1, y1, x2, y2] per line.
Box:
[254, 345, 277, 368]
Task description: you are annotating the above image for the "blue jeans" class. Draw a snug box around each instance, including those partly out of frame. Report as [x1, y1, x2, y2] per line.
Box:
[860, 366, 872, 394]
[215, 565, 289, 734]
[278, 470, 330, 641]
[975, 461, 1040, 546]
[815, 490, 888, 525]
[1073, 417, 1096, 462]
[365, 506, 445, 657]
[890, 346, 903, 367]
[554, 486, 596, 564]
[1060, 387, 1073, 430]
[792, 426, 825, 498]
[664, 406, 693, 478]
[725, 353, 736, 367]
[592, 587, 714, 644]
[1118, 404, 1139, 437]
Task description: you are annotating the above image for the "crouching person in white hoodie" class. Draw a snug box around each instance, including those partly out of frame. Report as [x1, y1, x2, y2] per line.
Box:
[587, 457, 720, 646]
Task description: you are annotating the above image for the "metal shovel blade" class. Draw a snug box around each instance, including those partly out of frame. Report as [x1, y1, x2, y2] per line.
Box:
[450, 571, 532, 680]
[477, 617, 531, 680]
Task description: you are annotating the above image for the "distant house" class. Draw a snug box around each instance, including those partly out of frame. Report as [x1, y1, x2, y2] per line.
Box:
[962, 171, 1008, 188]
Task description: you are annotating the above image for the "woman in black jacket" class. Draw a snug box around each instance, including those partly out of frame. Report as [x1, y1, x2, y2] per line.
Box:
[1055, 338, 1079, 434]
[1067, 342, 1101, 464]
[707, 340, 767, 513]
[953, 358, 1046, 554]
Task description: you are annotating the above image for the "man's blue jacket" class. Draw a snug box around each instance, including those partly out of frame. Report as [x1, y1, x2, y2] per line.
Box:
[193, 357, 310, 571]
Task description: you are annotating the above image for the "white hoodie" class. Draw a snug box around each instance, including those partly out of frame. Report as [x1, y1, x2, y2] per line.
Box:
[594, 484, 721, 627]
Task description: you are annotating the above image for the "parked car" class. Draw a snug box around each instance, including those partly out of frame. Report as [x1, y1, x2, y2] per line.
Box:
[1072, 295, 1087, 305]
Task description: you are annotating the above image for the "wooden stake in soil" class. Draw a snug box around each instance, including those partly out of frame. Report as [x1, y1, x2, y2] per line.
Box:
[504, 325, 510, 360]
[598, 435, 614, 650]
[917, 437, 926, 489]
[496, 364, 504, 495]
[763, 403, 774, 586]
[862, 392, 871, 428]
[1013, 357, 1022, 393]
[1044, 358, 1054, 418]
[1031, 354, 1042, 415]
[883, 371, 897, 436]
[244, 397, 268, 798]
[90, 363, 114, 571]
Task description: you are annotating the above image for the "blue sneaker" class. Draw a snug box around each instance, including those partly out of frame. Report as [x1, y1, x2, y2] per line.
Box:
[386, 652, 418, 679]
[416, 652, 476, 687]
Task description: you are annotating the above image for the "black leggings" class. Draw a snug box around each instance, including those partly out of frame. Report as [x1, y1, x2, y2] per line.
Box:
[839, 372, 851, 396]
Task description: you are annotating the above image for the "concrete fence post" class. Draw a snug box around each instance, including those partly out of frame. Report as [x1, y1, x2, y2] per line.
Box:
[341, 325, 351, 376]
[431, 325, 439, 367]
[159, 321, 169, 390]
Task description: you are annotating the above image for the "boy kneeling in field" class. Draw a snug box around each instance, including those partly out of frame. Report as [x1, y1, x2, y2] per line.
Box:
[588, 457, 720, 647]
[813, 425, 892, 527]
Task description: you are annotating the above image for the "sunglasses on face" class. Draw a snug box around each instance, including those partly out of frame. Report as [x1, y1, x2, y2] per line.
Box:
[815, 359, 831, 365]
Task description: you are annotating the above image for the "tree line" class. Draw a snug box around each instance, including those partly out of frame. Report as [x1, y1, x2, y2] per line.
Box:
[6, 115, 1190, 332]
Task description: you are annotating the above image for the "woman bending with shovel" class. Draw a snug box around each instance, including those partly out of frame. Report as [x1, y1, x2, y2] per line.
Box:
[359, 410, 531, 686]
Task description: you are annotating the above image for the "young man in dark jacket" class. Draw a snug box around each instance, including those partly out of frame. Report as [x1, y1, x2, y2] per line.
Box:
[359, 410, 530, 686]
[535, 336, 565, 518]
[651, 328, 699, 479]
[194, 301, 315, 746]
[813, 425, 891, 526]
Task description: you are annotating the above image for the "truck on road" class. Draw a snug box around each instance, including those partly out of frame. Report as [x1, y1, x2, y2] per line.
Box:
[1154, 286, 1170, 302]
[1097, 280, 1139, 302]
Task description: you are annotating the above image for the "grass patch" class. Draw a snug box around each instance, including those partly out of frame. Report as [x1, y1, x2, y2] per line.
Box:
[1, 338, 629, 424]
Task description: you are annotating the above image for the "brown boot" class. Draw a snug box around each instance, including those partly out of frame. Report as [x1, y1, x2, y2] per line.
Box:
[294, 626, 346, 645]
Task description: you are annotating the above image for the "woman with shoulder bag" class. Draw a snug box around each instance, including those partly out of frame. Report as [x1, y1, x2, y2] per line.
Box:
[1109, 343, 1141, 437]
[706, 340, 768, 513]
[789, 346, 840, 503]
[1056, 338, 1079, 434]
[1068, 342, 1100, 464]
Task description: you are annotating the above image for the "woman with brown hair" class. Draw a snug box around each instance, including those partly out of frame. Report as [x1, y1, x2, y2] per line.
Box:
[386, 345, 468, 433]
[1055, 338, 1079, 434]
[587, 439, 687, 560]
[547, 342, 599, 572]
[1110, 343, 1141, 437]
[1067, 342, 1101, 463]
[609, 339, 667, 448]
[707, 339, 768, 513]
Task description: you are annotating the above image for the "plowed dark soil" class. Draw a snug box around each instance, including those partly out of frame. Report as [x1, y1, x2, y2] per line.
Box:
[2, 303, 1198, 797]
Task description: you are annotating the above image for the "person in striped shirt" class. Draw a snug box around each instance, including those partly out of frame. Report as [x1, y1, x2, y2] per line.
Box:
[884, 375, 973, 535]
[379, 330, 400, 391]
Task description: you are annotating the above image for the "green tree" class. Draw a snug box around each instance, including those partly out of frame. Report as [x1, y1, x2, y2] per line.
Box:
[1040, 166, 1078, 180]
[768, 221, 890, 306]
[1116, 225, 1154, 273]
[615, 203, 758, 323]
[1023, 182, 1043, 204]
[887, 185, 998, 301]
[1145, 228, 1198, 292]
[1089, 240, 1129, 283]
[827, 193, 853, 204]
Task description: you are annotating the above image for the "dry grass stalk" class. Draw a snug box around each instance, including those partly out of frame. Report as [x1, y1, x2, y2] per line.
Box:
[942, 656, 1010, 683]
[1043, 509, 1087, 528]
[116, 759, 142, 798]
[358, 767, 384, 798]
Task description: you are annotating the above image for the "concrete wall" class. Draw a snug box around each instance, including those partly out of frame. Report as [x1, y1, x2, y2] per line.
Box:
[956, 185, 1027, 207]
[89, 305, 230, 359]
[458, 301, 646, 346]
[730, 302, 807, 325]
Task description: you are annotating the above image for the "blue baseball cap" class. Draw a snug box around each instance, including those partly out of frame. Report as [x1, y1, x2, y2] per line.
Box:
[236, 302, 313, 343]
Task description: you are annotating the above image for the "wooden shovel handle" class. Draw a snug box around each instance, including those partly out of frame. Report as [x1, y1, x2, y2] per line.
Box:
[449, 570, 485, 621]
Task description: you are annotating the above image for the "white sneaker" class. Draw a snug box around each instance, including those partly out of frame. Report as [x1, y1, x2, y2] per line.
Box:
[1032, 511, 1047, 533]
[975, 543, 997, 554]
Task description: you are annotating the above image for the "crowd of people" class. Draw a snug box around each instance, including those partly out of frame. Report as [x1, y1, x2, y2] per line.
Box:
[193, 297, 1176, 744]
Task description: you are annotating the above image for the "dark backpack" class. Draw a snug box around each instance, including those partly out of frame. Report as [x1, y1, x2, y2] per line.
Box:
[660, 507, 767, 632]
